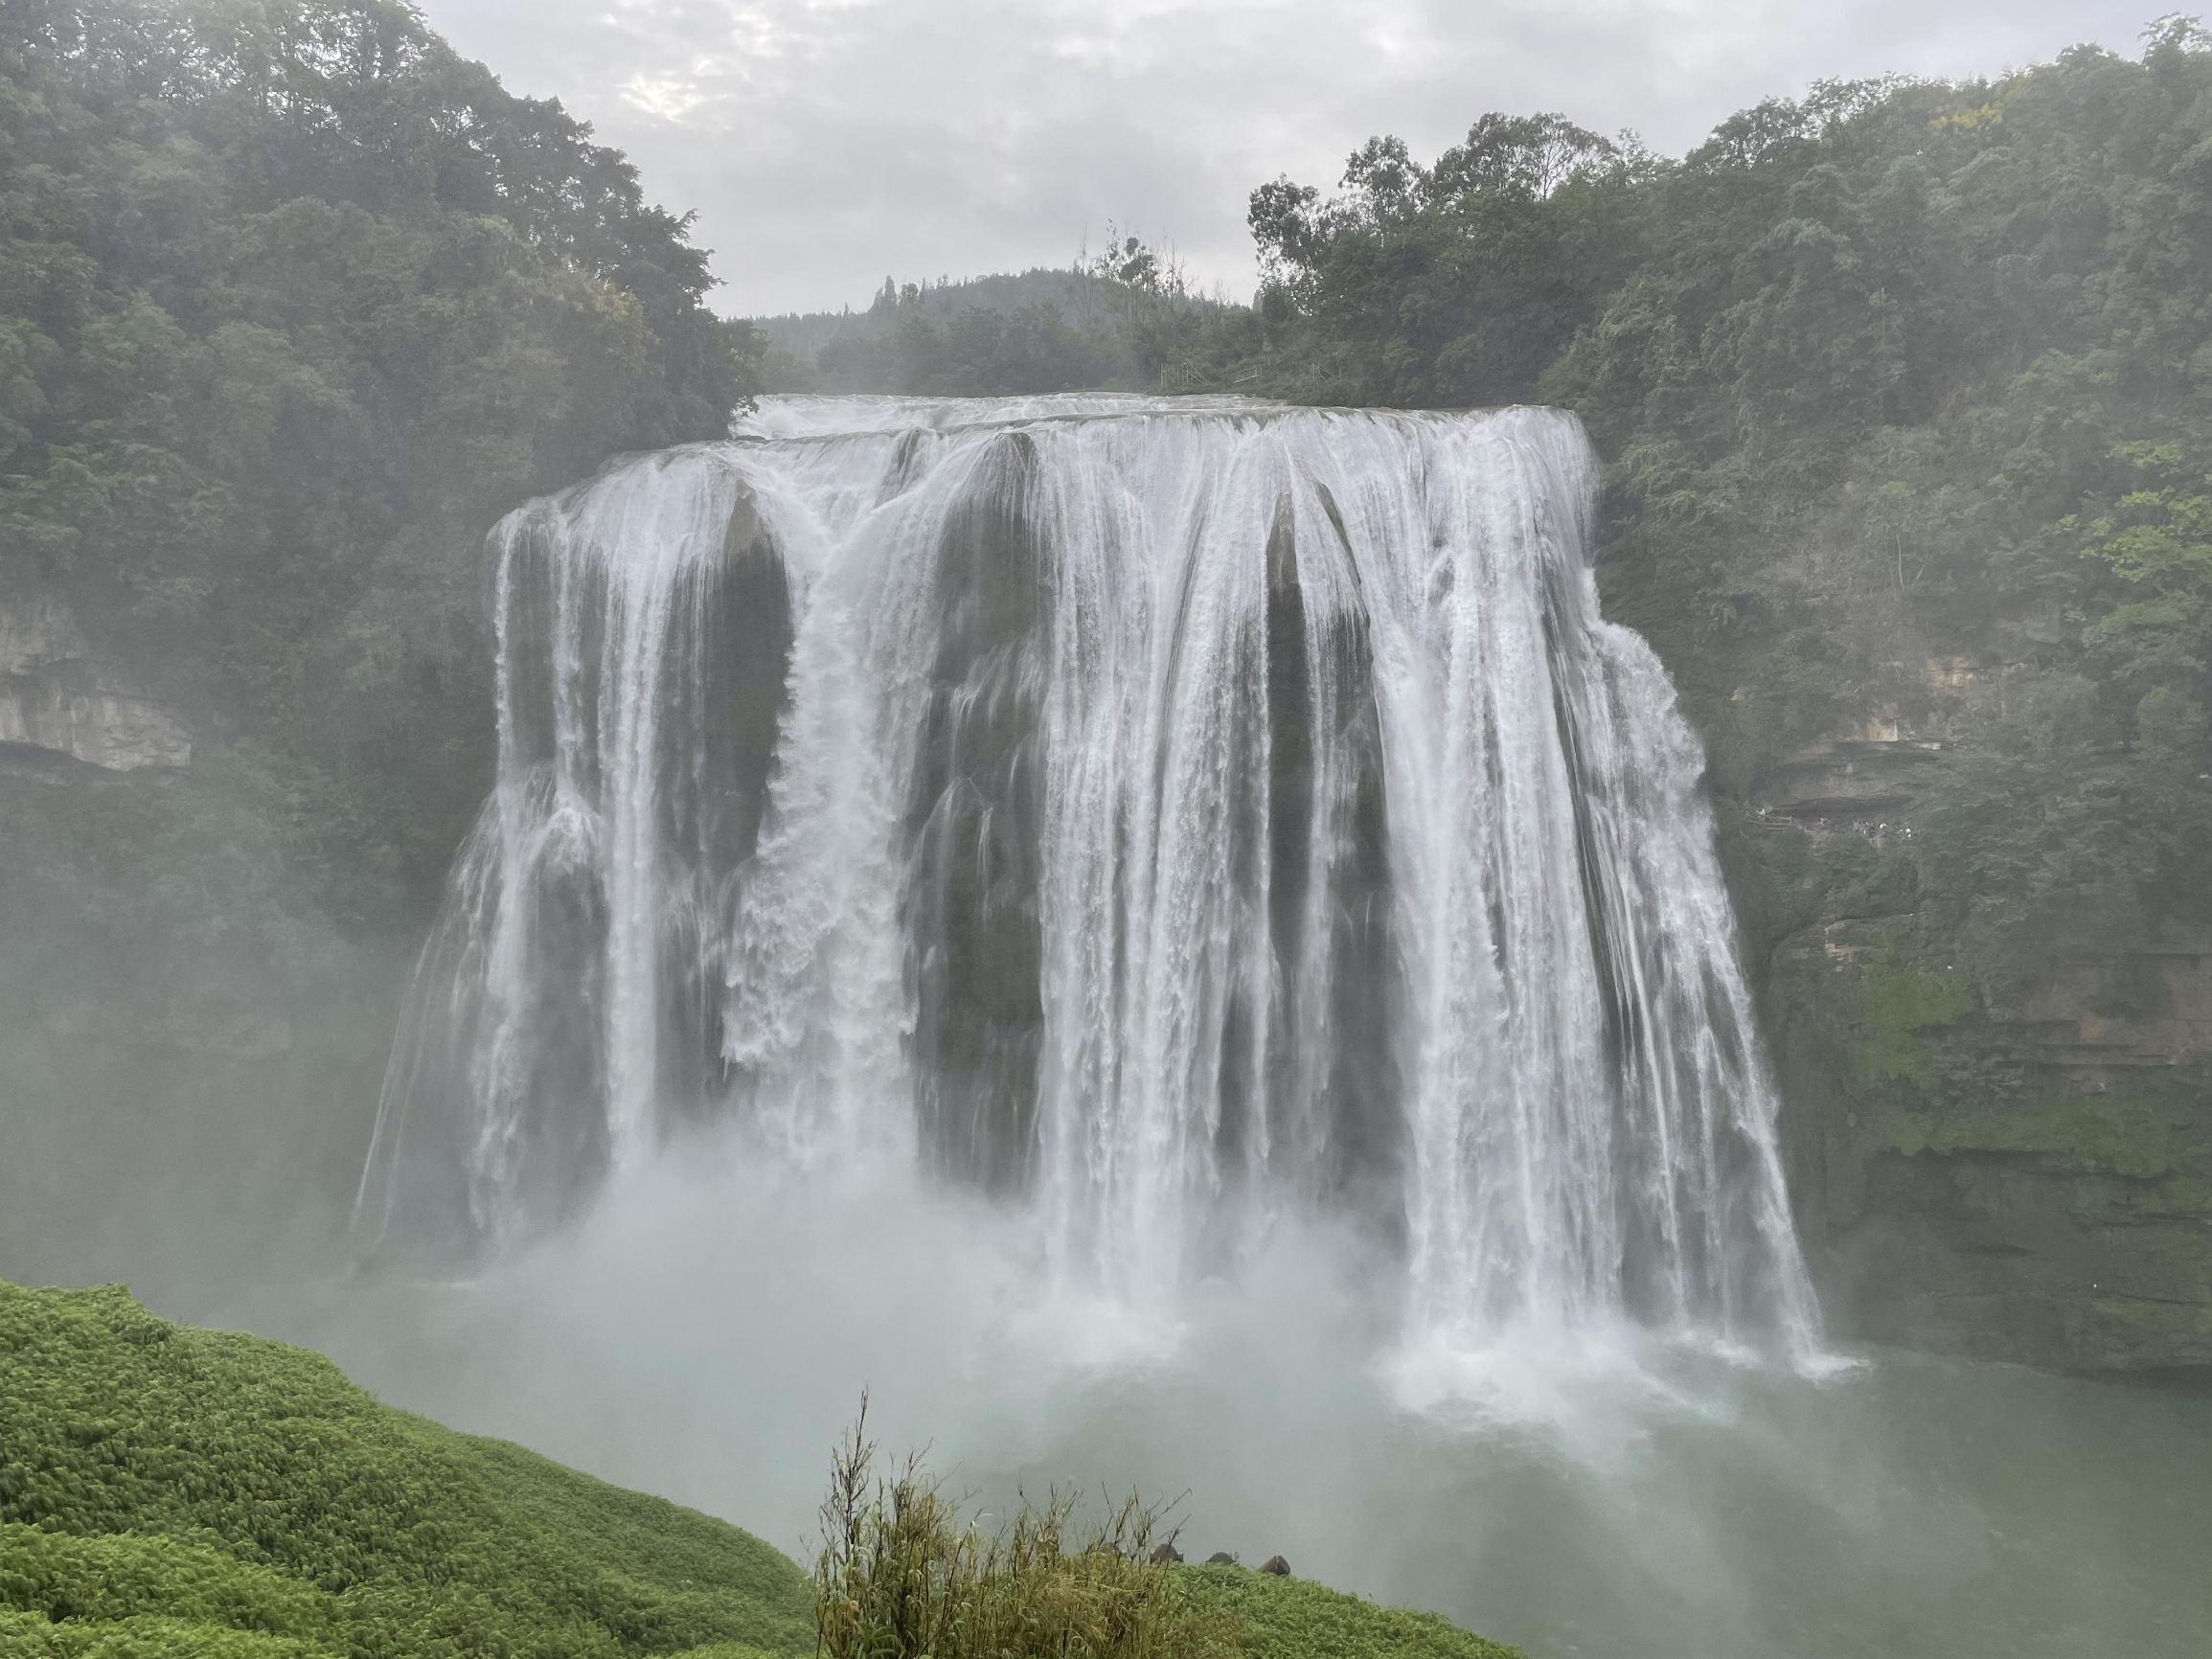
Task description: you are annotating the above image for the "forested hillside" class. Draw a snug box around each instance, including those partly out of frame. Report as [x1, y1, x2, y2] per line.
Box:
[3, 0, 752, 909]
[0, 0, 755, 1295]
[1207, 28, 2212, 1368]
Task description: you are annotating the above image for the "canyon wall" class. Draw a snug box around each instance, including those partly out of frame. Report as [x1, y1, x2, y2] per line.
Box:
[1724, 663, 2211, 1377]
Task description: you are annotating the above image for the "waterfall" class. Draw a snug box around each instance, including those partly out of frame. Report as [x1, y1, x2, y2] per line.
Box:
[357, 394, 1817, 1352]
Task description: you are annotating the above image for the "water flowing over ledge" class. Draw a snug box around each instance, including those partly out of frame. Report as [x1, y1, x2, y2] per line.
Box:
[357, 394, 1818, 1357]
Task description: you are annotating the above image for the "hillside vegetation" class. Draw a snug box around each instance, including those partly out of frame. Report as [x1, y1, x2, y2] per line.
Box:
[2, 0, 755, 915]
[0, 1280, 815, 1657]
[810, 1420, 1521, 1659]
[0, 1282, 1522, 1659]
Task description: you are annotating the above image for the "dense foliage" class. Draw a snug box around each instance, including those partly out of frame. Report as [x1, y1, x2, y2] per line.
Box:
[813, 290, 1115, 398]
[1, 0, 756, 919]
[0, 1281, 814, 1657]
[1231, 27, 2212, 991]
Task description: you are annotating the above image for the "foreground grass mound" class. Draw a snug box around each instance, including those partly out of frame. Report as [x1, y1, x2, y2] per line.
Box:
[810, 1418, 1523, 1659]
[1175, 1565, 1520, 1659]
[0, 1282, 813, 1658]
[814, 1422, 1218, 1659]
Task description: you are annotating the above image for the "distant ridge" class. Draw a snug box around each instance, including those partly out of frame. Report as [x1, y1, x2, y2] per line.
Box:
[752, 267, 1129, 358]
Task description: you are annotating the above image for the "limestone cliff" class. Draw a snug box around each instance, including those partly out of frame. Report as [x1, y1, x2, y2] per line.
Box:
[1731, 666, 2212, 1378]
[0, 594, 191, 771]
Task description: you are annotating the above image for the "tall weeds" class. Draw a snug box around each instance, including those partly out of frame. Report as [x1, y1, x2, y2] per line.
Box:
[812, 1406, 1226, 1659]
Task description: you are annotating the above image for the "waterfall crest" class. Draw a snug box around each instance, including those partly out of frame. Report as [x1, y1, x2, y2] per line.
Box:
[358, 394, 1817, 1352]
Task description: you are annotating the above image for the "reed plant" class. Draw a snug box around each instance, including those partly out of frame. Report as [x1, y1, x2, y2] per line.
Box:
[812, 1407, 1225, 1659]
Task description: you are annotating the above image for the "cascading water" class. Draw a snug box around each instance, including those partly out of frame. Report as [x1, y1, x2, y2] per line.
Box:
[357, 393, 1817, 1353]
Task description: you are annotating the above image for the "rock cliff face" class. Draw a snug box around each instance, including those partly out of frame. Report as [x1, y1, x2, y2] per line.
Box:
[0, 595, 191, 771]
[1735, 672, 2212, 1379]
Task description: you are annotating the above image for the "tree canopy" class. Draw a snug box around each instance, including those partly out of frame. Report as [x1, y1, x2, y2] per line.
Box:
[2, 0, 757, 919]
[1230, 25, 2212, 986]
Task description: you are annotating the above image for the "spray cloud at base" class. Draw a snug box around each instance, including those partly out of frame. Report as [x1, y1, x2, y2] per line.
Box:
[311, 1134, 2212, 1659]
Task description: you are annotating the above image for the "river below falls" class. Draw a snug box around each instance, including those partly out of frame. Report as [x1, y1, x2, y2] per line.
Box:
[258, 1154, 2211, 1659]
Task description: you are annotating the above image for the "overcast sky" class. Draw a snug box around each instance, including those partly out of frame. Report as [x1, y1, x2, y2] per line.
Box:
[417, 1, 2158, 317]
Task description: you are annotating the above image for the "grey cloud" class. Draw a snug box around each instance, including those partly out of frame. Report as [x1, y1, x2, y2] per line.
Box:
[420, 0, 2157, 314]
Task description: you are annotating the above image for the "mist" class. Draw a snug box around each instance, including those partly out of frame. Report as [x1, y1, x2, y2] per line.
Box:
[261, 1135, 2206, 1659]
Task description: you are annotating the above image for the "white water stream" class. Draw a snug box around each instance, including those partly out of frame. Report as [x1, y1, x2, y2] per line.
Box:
[360, 393, 1814, 1356]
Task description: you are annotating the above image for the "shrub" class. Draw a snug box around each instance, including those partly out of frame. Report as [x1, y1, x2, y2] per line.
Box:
[812, 1411, 1221, 1659]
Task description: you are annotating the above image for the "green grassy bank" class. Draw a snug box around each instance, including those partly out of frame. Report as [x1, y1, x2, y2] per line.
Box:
[0, 1283, 1521, 1659]
[0, 1280, 815, 1658]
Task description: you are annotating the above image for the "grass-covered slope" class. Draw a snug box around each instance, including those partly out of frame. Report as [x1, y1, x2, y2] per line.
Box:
[0, 1282, 814, 1658]
[1175, 1566, 1520, 1659]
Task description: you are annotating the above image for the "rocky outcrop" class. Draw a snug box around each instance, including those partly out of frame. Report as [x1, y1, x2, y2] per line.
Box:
[1757, 732, 1940, 831]
[1741, 684, 2212, 1379]
[0, 594, 191, 770]
[1821, 1128, 2212, 1375]
[1984, 918, 2212, 1080]
[1750, 656, 2009, 837]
